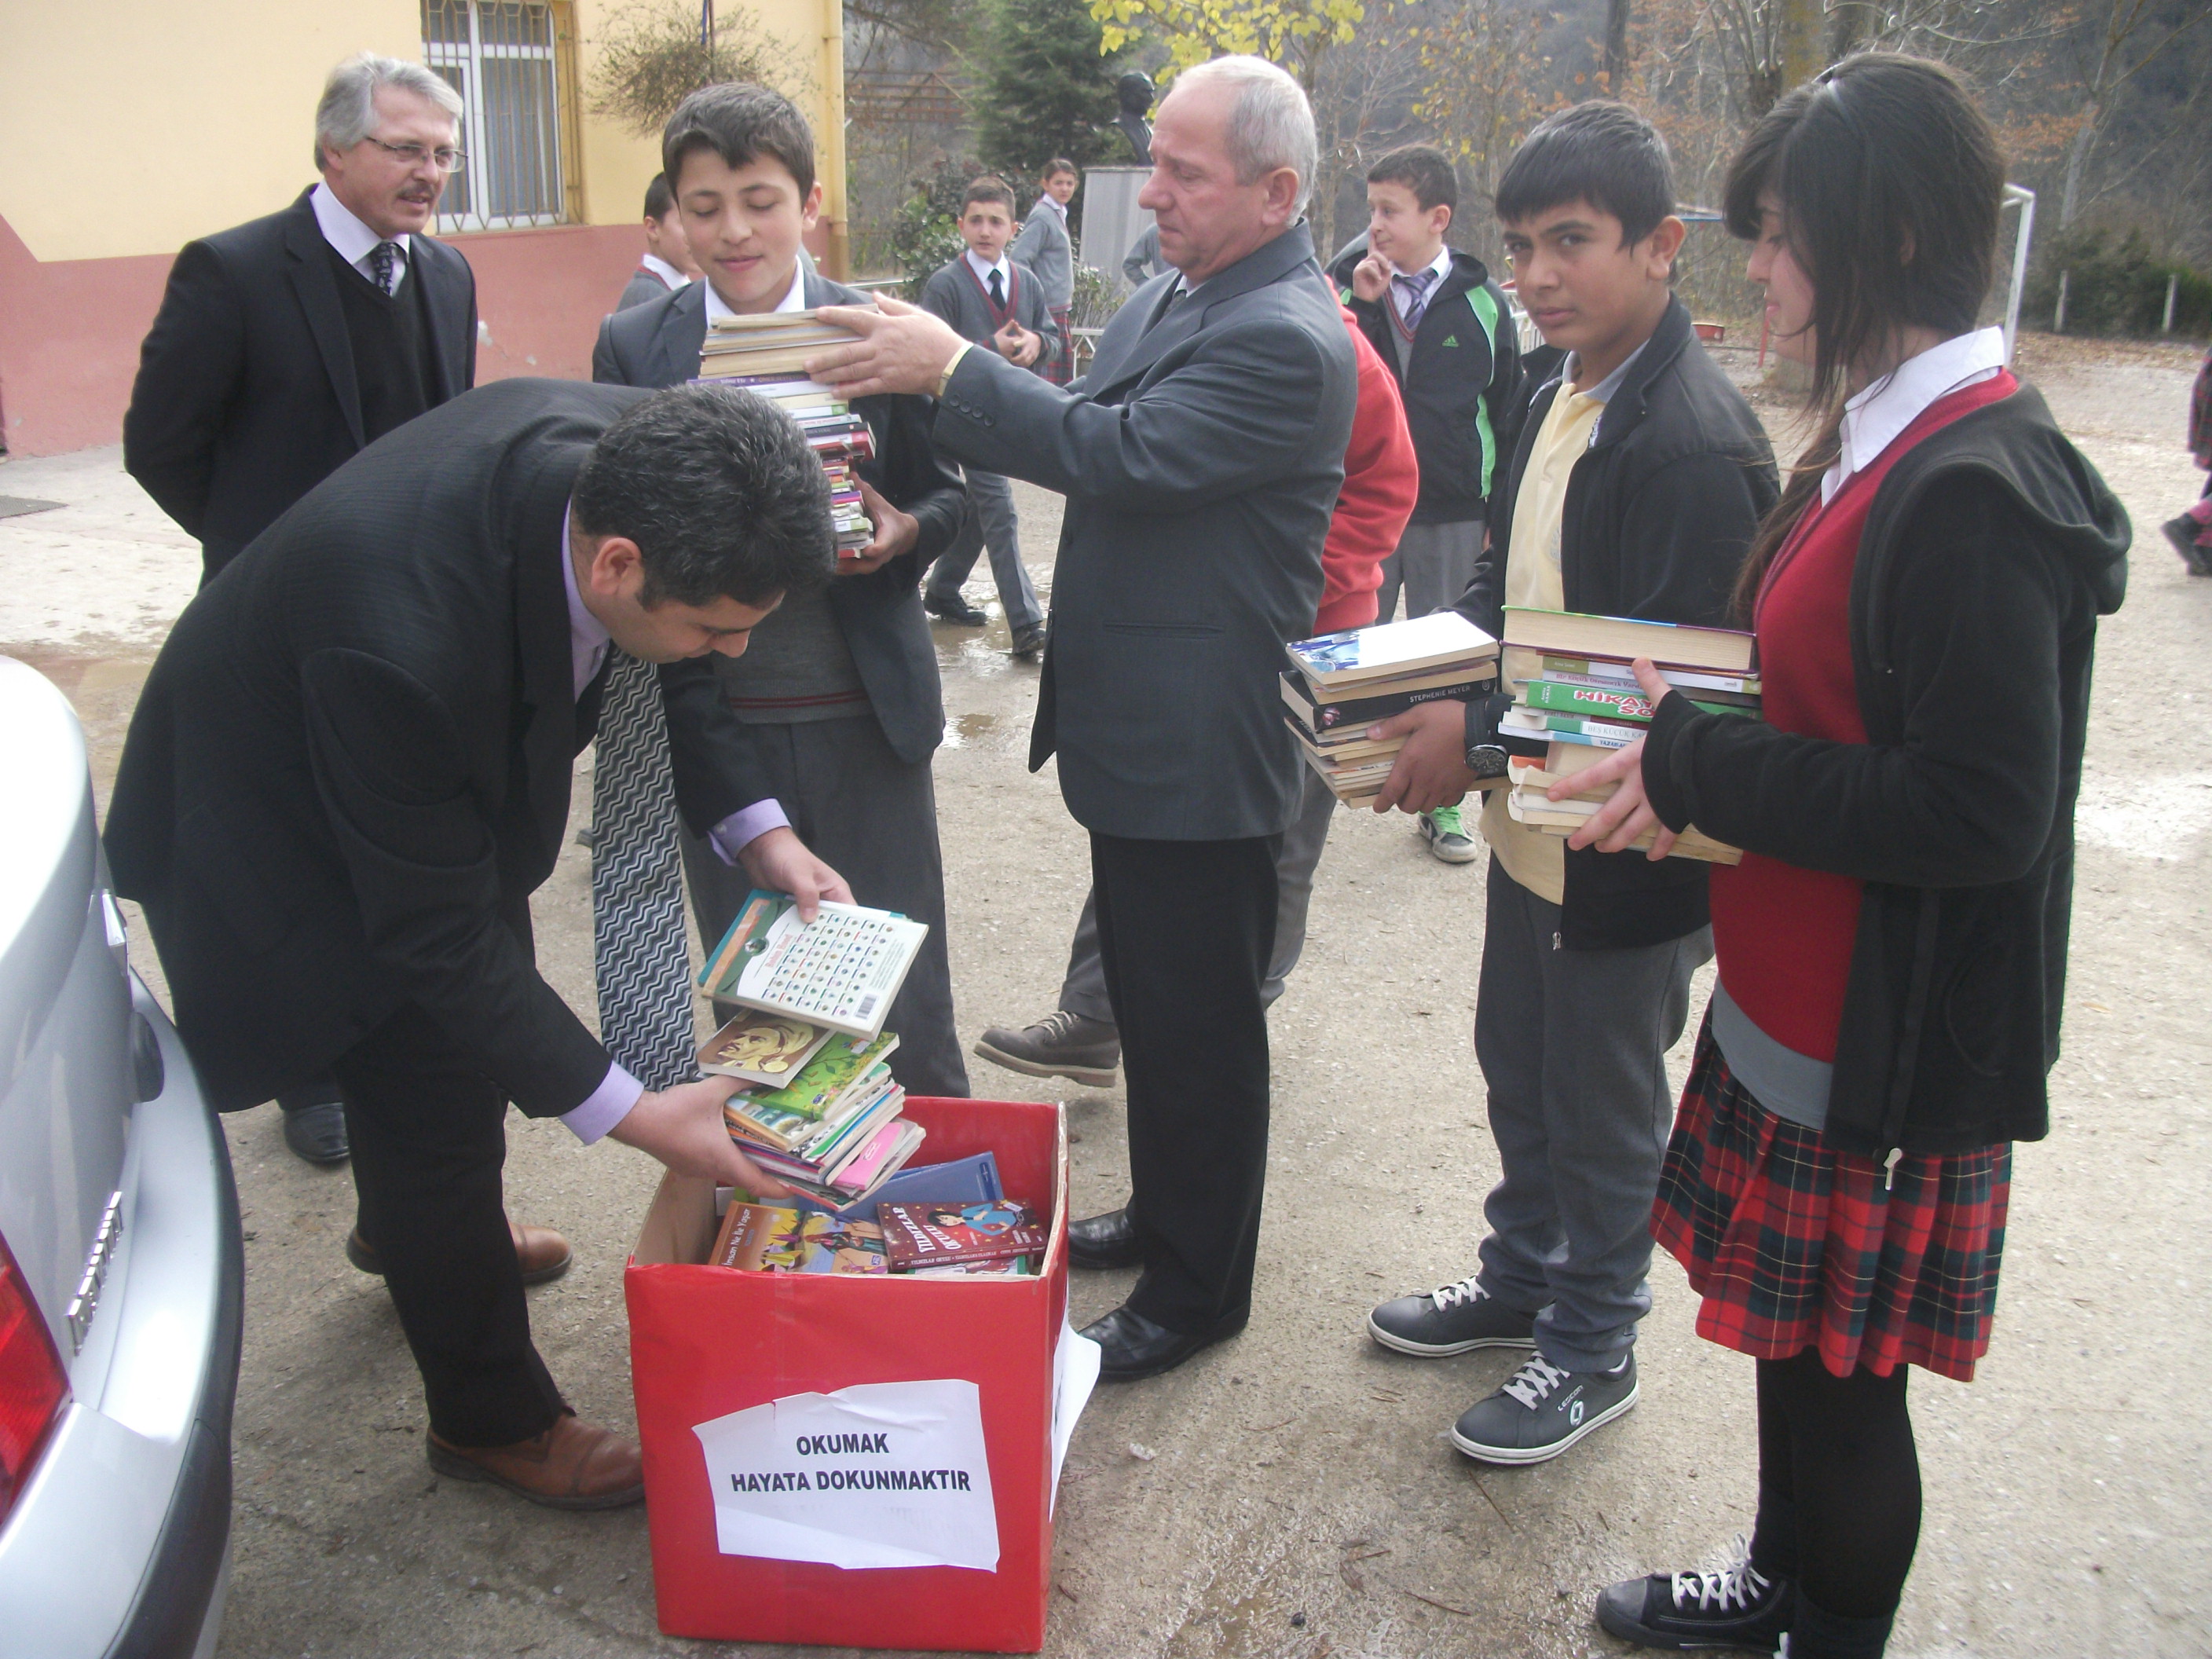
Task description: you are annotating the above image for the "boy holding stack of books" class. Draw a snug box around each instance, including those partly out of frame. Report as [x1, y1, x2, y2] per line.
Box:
[1367, 102, 1778, 1465]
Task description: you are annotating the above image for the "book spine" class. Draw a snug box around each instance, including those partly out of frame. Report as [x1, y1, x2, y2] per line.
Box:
[1288, 675, 1489, 728]
[1522, 680, 1657, 721]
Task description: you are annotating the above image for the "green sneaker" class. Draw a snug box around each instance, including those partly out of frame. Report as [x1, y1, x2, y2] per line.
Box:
[1419, 804, 1480, 864]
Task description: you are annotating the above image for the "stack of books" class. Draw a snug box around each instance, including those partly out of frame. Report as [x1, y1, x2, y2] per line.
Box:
[697, 890, 932, 1208]
[698, 309, 878, 555]
[722, 1030, 924, 1207]
[1496, 606, 1760, 864]
[1280, 612, 1500, 806]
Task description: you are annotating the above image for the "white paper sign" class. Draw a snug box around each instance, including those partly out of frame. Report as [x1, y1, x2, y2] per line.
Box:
[1050, 1323, 1101, 1516]
[693, 1379, 1000, 1571]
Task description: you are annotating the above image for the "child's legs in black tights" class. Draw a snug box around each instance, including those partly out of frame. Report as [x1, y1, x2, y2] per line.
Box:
[1747, 1348, 1921, 1653]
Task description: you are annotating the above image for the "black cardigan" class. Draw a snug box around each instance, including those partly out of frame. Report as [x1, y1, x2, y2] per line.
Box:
[1643, 384, 2130, 1158]
[1458, 296, 1779, 948]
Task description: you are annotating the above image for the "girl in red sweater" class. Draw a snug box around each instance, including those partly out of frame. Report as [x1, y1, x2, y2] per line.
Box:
[1562, 54, 2129, 1659]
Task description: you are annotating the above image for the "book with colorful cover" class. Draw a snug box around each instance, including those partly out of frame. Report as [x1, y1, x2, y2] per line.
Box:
[697, 1009, 836, 1089]
[877, 1200, 1049, 1270]
[1286, 611, 1499, 690]
[710, 1202, 889, 1275]
[698, 891, 925, 1040]
[1518, 679, 1759, 723]
[742, 1030, 899, 1120]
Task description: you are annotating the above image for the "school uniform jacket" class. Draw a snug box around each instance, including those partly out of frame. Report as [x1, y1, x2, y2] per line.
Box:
[918, 256, 1064, 368]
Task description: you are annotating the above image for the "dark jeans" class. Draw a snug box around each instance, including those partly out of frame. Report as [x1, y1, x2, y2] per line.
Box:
[335, 1002, 564, 1448]
[1090, 830, 1280, 1332]
[678, 714, 969, 1098]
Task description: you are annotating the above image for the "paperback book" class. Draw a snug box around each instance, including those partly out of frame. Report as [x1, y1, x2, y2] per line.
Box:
[877, 1200, 1049, 1271]
[698, 891, 927, 1040]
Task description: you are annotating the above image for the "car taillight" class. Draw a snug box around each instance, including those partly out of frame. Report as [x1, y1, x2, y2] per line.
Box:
[0, 1232, 68, 1525]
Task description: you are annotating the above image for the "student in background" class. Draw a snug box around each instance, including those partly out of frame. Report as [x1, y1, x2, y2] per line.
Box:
[1122, 221, 1168, 288]
[616, 172, 698, 310]
[917, 177, 1061, 659]
[2161, 342, 2212, 573]
[1012, 159, 1080, 387]
[1329, 144, 1521, 866]
[1364, 102, 1778, 1468]
[1579, 57, 2124, 1657]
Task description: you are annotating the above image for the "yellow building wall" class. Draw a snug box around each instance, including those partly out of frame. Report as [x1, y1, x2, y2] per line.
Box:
[0, 0, 844, 265]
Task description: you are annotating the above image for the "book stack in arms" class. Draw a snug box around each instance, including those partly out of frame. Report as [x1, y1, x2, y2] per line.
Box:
[1280, 612, 1500, 808]
[698, 309, 877, 554]
[1496, 607, 1760, 865]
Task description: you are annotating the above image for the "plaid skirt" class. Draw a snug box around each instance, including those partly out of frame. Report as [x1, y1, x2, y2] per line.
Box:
[1652, 1018, 2011, 1382]
[1045, 306, 1075, 386]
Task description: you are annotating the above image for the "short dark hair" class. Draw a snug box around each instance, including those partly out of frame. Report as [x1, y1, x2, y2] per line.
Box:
[1368, 145, 1458, 215]
[1042, 157, 1078, 181]
[643, 171, 676, 222]
[662, 82, 815, 200]
[961, 176, 1016, 213]
[571, 385, 834, 610]
[1495, 101, 1675, 247]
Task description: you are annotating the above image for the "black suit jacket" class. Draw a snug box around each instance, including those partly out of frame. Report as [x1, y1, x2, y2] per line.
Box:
[104, 379, 770, 1115]
[123, 187, 478, 582]
[591, 273, 965, 764]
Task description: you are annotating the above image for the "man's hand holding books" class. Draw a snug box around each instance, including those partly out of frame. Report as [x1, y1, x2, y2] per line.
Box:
[610, 1075, 798, 1197]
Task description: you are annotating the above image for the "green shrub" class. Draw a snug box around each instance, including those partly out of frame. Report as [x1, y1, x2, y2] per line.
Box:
[892, 158, 977, 301]
[2026, 227, 2212, 339]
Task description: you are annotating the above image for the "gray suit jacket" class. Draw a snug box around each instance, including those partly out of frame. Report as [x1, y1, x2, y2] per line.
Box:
[1010, 201, 1074, 309]
[616, 267, 679, 311]
[932, 225, 1357, 840]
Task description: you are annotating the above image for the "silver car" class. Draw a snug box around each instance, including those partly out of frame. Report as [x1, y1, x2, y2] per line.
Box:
[0, 656, 240, 1656]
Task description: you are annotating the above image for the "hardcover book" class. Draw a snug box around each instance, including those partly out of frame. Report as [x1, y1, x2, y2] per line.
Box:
[1501, 607, 1756, 674]
[877, 1200, 1049, 1270]
[1286, 611, 1499, 690]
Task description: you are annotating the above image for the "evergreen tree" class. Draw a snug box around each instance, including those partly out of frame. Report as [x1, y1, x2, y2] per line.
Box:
[976, 0, 1124, 178]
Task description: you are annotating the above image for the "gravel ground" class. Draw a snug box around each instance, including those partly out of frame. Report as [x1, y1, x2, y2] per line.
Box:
[3, 331, 2207, 1659]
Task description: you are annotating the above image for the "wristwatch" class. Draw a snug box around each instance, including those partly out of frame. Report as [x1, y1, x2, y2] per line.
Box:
[1463, 692, 1511, 778]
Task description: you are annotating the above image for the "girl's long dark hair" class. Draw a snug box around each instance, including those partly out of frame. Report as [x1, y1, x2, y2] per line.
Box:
[1723, 53, 2006, 621]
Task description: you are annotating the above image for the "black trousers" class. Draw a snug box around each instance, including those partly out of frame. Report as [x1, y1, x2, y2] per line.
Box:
[335, 1002, 564, 1448]
[1090, 830, 1280, 1332]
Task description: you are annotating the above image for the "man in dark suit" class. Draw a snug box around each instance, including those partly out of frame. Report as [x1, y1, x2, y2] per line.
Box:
[106, 379, 850, 1507]
[591, 83, 971, 1100]
[122, 51, 479, 1166]
[815, 57, 1357, 1379]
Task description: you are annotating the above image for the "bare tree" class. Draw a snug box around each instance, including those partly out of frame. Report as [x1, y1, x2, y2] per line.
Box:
[591, 0, 794, 135]
[2056, 0, 2212, 225]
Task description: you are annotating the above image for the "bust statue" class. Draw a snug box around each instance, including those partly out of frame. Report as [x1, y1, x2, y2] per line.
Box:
[1111, 71, 1155, 166]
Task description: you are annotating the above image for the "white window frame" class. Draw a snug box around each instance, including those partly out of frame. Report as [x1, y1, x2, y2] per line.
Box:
[424, 0, 567, 233]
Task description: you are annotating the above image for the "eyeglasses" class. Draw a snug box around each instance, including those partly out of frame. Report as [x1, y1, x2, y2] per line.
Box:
[363, 137, 467, 173]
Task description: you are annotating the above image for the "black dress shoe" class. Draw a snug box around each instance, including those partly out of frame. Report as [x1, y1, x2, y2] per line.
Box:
[1081, 1304, 1247, 1382]
[281, 1100, 350, 1165]
[924, 595, 989, 625]
[1068, 1207, 1144, 1269]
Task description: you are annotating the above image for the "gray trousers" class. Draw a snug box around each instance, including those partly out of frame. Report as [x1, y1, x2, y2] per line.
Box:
[925, 467, 1044, 632]
[677, 715, 970, 1099]
[1473, 856, 1709, 1372]
[1375, 516, 1485, 623]
[1060, 766, 1337, 1024]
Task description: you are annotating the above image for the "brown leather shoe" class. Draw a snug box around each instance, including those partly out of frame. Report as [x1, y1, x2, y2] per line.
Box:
[346, 1219, 573, 1286]
[426, 1412, 644, 1510]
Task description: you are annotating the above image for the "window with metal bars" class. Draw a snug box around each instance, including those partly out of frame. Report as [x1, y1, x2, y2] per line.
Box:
[423, 0, 566, 231]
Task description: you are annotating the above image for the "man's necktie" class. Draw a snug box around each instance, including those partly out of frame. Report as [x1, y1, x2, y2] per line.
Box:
[588, 650, 698, 1092]
[988, 269, 1006, 311]
[368, 240, 401, 296]
[1393, 266, 1439, 331]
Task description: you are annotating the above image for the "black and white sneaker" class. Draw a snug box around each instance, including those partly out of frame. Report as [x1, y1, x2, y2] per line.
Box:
[1367, 1276, 1537, 1357]
[1450, 1350, 1637, 1464]
[1595, 1537, 1792, 1652]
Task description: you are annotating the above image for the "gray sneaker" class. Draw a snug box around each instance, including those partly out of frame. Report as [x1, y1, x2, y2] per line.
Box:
[1450, 1350, 1638, 1465]
[1368, 1276, 1536, 1357]
[974, 1009, 1121, 1087]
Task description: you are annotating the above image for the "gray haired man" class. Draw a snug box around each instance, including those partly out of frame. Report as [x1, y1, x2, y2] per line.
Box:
[124, 51, 480, 1169]
[812, 57, 1357, 1382]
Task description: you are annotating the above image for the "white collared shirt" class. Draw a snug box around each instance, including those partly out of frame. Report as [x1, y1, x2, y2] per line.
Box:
[1389, 244, 1452, 286]
[640, 252, 693, 291]
[702, 259, 809, 325]
[1823, 327, 2007, 504]
[1032, 194, 1068, 225]
[963, 247, 1015, 292]
[311, 181, 409, 291]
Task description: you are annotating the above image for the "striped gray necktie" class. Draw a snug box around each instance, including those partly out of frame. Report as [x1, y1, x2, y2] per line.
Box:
[588, 650, 698, 1091]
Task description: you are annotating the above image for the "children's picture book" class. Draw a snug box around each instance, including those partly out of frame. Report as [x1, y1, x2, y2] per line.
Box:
[710, 1203, 890, 1275]
[1286, 611, 1500, 690]
[697, 1009, 836, 1087]
[698, 891, 928, 1040]
[744, 1031, 899, 1122]
[877, 1200, 1049, 1270]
